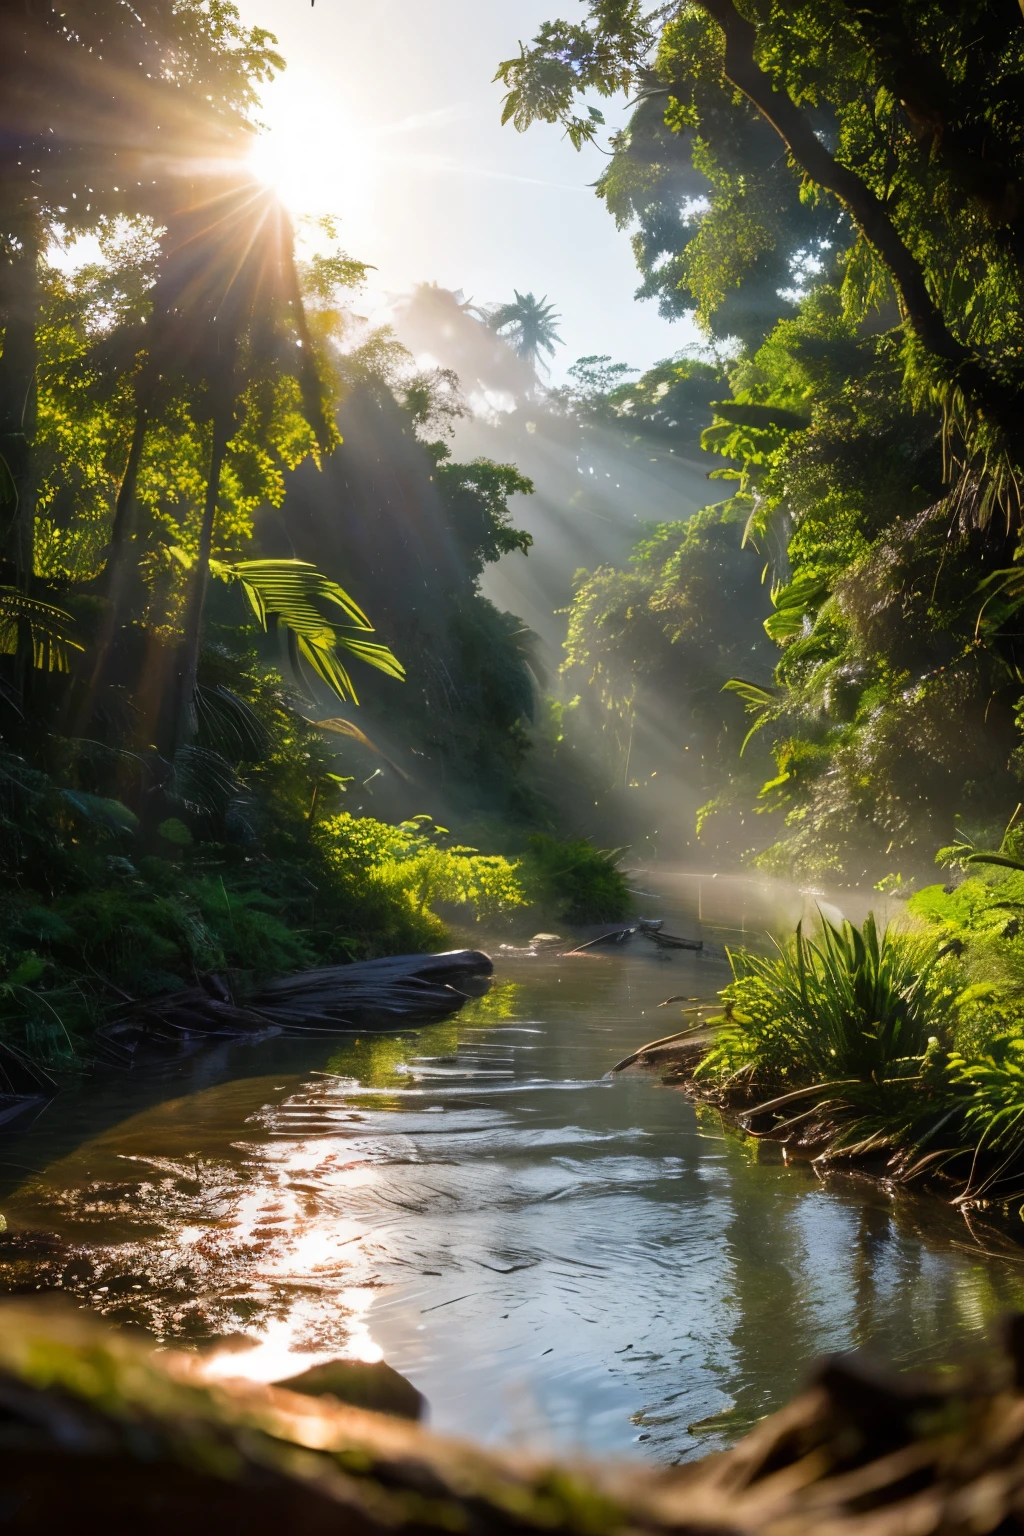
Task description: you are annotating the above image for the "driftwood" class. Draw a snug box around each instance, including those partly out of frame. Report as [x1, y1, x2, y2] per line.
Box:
[609, 1024, 715, 1075]
[249, 949, 493, 1033]
[4, 1299, 1024, 1533]
[565, 920, 703, 956]
[94, 950, 494, 1064]
[643, 928, 703, 951]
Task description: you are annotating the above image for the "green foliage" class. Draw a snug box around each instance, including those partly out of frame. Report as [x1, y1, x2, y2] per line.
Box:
[520, 833, 631, 924]
[208, 558, 404, 703]
[427, 447, 534, 578]
[316, 813, 526, 935]
[563, 501, 773, 859]
[497, 0, 1024, 883]
[699, 914, 960, 1090]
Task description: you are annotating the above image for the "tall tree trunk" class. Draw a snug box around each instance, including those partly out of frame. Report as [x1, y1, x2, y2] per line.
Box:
[173, 419, 229, 751]
[106, 406, 149, 576]
[0, 197, 40, 588]
[69, 407, 152, 736]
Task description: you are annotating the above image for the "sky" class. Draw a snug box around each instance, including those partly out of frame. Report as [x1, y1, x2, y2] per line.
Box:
[234, 0, 700, 380]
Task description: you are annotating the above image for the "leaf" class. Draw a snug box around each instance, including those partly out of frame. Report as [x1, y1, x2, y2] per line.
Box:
[965, 851, 1024, 873]
[194, 684, 270, 761]
[7, 955, 45, 987]
[313, 717, 413, 781]
[61, 790, 139, 837]
[157, 817, 193, 847]
[0, 588, 82, 673]
[763, 574, 829, 641]
[722, 677, 777, 710]
[168, 746, 242, 816]
[210, 559, 405, 704]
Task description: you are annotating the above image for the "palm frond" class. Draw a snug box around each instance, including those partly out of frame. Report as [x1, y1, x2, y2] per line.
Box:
[722, 677, 777, 709]
[314, 715, 413, 781]
[168, 746, 243, 817]
[194, 684, 271, 761]
[209, 558, 404, 704]
[0, 588, 82, 673]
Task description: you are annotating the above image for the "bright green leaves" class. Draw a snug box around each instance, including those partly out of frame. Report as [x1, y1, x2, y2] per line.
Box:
[0, 589, 82, 673]
[722, 676, 778, 754]
[209, 558, 405, 704]
[316, 812, 526, 921]
[699, 910, 961, 1089]
[496, 5, 652, 148]
[763, 572, 829, 641]
[840, 235, 893, 326]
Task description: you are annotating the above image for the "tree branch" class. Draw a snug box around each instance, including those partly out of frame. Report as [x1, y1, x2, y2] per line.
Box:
[699, 0, 967, 366]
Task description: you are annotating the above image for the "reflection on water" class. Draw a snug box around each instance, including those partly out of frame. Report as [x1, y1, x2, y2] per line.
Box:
[0, 872, 1021, 1461]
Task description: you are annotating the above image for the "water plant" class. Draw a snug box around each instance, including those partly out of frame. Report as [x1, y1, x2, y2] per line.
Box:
[698, 913, 960, 1092]
[690, 913, 977, 1170]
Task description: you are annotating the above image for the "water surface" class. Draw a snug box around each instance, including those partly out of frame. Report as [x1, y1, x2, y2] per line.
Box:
[1, 872, 1022, 1462]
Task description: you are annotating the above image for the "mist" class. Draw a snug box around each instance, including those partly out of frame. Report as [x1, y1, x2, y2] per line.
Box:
[389, 283, 758, 866]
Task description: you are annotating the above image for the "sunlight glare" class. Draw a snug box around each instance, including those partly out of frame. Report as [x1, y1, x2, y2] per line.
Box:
[248, 80, 374, 231]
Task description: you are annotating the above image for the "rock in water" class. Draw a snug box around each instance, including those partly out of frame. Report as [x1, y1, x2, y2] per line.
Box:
[273, 1358, 426, 1420]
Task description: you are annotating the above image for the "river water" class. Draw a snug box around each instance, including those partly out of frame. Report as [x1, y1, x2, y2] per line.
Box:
[1, 872, 1024, 1463]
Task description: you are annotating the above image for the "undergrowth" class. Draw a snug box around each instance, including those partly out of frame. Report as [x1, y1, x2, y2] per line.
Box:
[0, 646, 527, 1067]
[694, 896, 1024, 1219]
[519, 834, 632, 924]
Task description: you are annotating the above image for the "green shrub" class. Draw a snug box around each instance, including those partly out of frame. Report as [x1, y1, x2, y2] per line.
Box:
[521, 834, 631, 924]
[315, 813, 526, 944]
[698, 913, 961, 1091]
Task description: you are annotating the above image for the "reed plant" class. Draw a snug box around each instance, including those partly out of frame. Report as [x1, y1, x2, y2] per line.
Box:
[693, 913, 974, 1169]
[698, 913, 961, 1091]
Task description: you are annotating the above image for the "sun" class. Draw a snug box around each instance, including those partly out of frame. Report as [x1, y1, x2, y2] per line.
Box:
[247, 79, 374, 229]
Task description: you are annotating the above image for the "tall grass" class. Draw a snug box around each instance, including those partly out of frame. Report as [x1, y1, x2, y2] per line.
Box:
[694, 908, 1024, 1211]
[698, 913, 960, 1092]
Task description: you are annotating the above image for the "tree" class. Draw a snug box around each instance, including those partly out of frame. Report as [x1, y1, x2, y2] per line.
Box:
[485, 291, 563, 377]
[0, 0, 282, 586]
[497, 1, 1024, 529]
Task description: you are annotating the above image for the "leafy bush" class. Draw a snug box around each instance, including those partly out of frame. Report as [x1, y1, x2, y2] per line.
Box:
[316, 813, 526, 938]
[698, 913, 961, 1092]
[946, 1035, 1024, 1202]
[520, 834, 631, 924]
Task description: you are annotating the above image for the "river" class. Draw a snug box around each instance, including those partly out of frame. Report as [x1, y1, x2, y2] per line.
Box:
[1, 872, 1022, 1463]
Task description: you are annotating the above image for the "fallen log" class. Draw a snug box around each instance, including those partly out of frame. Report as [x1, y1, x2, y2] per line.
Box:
[249, 949, 493, 1033]
[94, 950, 494, 1063]
[3, 1298, 1024, 1533]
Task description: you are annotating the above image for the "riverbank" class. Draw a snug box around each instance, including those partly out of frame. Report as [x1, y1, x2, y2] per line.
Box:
[617, 867, 1024, 1238]
[3, 882, 1024, 1464]
[3, 1293, 1024, 1534]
